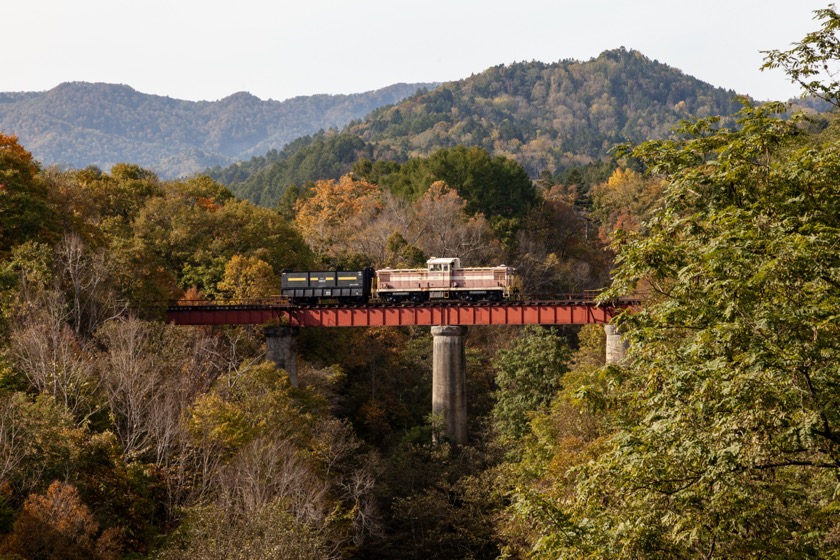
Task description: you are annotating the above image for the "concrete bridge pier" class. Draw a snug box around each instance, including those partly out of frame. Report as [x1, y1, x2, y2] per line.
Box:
[264, 326, 299, 386]
[431, 325, 468, 446]
[604, 324, 628, 365]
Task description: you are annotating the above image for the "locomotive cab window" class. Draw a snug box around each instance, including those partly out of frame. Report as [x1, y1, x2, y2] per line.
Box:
[428, 258, 460, 272]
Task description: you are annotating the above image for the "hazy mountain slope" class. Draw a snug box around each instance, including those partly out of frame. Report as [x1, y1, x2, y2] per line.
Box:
[0, 81, 436, 178]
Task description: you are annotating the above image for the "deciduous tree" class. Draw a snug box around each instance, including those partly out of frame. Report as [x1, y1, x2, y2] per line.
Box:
[492, 326, 570, 443]
[0, 134, 57, 255]
[500, 11, 840, 556]
[217, 254, 278, 300]
[134, 179, 311, 295]
[9, 289, 100, 422]
[410, 181, 501, 263]
[155, 502, 334, 560]
[294, 174, 384, 265]
[762, 5, 840, 107]
[54, 233, 123, 337]
[0, 393, 84, 496]
[589, 167, 663, 239]
[0, 481, 122, 560]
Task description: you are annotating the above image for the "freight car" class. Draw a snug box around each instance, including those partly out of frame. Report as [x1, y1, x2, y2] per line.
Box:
[281, 268, 374, 305]
[281, 258, 520, 305]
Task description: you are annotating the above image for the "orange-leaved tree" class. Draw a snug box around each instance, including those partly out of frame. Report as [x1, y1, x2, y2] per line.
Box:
[294, 174, 384, 266]
[0, 134, 57, 254]
[1, 481, 122, 560]
[589, 167, 663, 241]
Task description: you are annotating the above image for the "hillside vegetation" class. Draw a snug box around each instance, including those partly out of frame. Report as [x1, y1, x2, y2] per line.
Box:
[353, 48, 743, 169]
[0, 82, 435, 178]
[216, 48, 747, 205]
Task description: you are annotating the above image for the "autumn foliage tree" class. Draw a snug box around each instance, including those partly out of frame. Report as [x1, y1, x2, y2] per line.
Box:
[0, 392, 84, 498]
[0, 134, 57, 255]
[172, 362, 379, 554]
[410, 181, 501, 263]
[216, 254, 279, 299]
[1, 481, 122, 560]
[514, 189, 611, 294]
[133, 177, 312, 295]
[294, 175, 505, 268]
[294, 174, 384, 266]
[589, 167, 663, 239]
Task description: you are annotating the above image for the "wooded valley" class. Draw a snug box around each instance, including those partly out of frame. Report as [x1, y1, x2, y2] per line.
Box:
[0, 8, 838, 560]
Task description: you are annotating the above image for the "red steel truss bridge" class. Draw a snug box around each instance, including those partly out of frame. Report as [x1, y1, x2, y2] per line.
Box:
[166, 296, 635, 327]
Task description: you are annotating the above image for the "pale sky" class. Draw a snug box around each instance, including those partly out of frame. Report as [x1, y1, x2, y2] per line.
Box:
[5, 0, 830, 102]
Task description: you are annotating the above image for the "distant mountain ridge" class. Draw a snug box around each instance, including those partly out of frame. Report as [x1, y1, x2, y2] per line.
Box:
[0, 81, 438, 178]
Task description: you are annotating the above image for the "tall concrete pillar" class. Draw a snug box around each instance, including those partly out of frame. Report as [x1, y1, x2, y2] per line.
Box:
[431, 325, 468, 446]
[264, 326, 299, 386]
[604, 323, 628, 365]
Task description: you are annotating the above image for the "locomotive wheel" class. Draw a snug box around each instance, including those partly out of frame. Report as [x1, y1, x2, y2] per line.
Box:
[410, 292, 429, 304]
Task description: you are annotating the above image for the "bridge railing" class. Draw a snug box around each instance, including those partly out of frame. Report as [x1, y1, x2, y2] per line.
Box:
[165, 292, 641, 309]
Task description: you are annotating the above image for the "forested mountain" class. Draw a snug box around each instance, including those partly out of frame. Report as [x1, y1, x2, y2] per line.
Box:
[0, 81, 436, 178]
[354, 48, 744, 169]
[215, 48, 749, 205]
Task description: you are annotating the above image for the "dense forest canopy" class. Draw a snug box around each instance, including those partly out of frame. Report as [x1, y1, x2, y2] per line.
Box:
[0, 6, 839, 559]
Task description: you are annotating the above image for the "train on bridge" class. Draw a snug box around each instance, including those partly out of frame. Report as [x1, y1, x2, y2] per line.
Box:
[281, 257, 520, 305]
[169, 257, 635, 326]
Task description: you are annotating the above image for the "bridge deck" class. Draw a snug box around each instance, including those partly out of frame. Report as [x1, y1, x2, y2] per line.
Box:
[166, 300, 628, 327]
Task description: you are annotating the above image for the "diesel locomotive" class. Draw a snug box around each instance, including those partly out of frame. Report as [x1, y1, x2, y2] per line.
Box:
[281, 257, 520, 305]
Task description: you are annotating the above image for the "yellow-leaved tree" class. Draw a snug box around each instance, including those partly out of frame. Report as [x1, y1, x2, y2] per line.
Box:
[589, 167, 663, 239]
[294, 174, 384, 266]
[216, 254, 278, 300]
